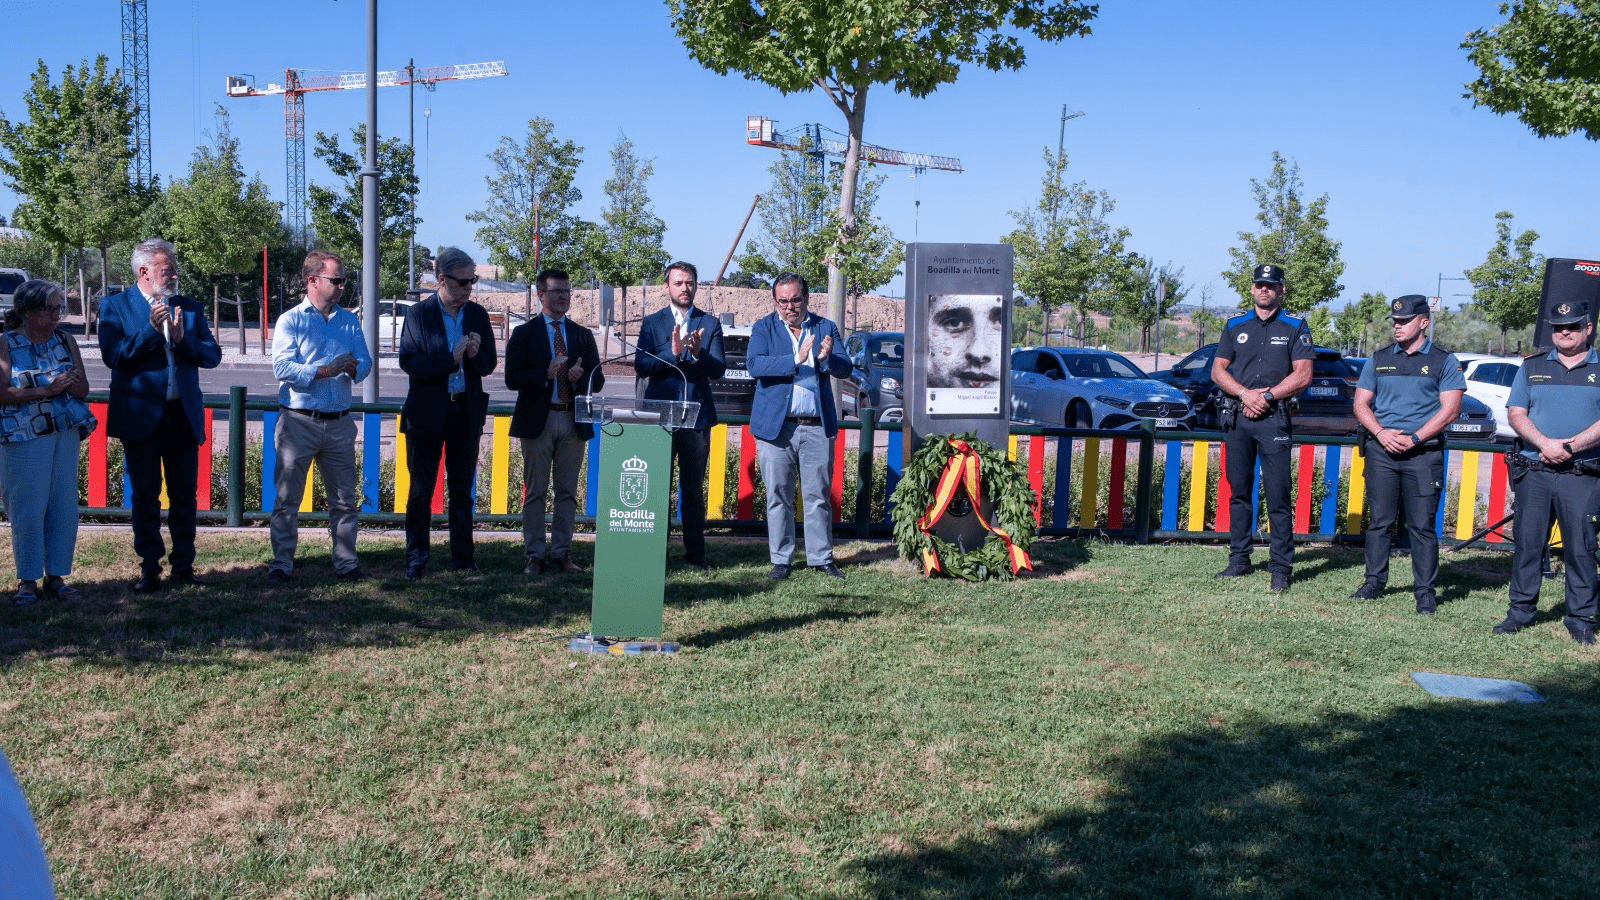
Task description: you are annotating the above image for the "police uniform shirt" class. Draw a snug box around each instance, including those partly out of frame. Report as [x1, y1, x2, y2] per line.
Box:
[1507, 347, 1600, 462]
[1215, 307, 1316, 388]
[1356, 340, 1467, 434]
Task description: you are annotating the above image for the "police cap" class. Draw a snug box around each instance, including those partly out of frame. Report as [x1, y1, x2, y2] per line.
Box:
[1549, 300, 1590, 326]
[1251, 264, 1285, 285]
[1387, 294, 1431, 320]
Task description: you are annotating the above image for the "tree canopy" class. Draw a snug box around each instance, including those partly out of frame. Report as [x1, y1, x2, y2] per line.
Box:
[1464, 210, 1543, 354]
[1223, 152, 1345, 314]
[588, 135, 668, 323]
[1463, 0, 1600, 140]
[669, 0, 1098, 331]
[307, 125, 420, 300]
[467, 118, 589, 283]
[165, 108, 280, 293]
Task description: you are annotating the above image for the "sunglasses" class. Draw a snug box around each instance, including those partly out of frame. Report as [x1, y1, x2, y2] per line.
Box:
[1552, 322, 1587, 333]
[443, 273, 479, 287]
[316, 275, 346, 287]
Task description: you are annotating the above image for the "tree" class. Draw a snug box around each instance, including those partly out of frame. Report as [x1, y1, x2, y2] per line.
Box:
[1113, 259, 1186, 352]
[669, 0, 1097, 341]
[166, 107, 280, 310]
[307, 125, 420, 300]
[1190, 287, 1219, 350]
[1464, 210, 1543, 354]
[1006, 148, 1136, 346]
[1223, 152, 1345, 313]
[587, 134, 668, 330]
[1463, 0, 1600, 140]
[1333, 291, 1390, 355]
[0, 56, 146, 304]
[829, 165, 903, 302]
[467, 117, 589, 283]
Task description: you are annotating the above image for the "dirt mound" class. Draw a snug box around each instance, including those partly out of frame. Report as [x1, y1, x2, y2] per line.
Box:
[466, 284, 906, 335]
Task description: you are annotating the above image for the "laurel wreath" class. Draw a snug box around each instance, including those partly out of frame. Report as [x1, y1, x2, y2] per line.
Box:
[889, 432, 1037, 582]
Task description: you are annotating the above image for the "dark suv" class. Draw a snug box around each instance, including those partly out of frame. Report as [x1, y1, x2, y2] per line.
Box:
[839, 331, 904, 422]
[709, 326, 755, 419]
[1152, 342, 1359, 436]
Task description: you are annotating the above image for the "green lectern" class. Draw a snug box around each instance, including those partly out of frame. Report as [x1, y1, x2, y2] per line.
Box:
[577, 395, 699, 645]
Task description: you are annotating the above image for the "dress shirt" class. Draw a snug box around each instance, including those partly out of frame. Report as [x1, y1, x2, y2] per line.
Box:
[134, 285, 180, 400]
[273, 299, 373, 412]
[784, 319, 821, 418]
[442, 304, 466, 394]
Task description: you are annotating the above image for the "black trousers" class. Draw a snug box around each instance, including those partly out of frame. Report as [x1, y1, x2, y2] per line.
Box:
[671, 427, 710, 564]
[1508, 467, 1600, 627]
[404, 401, 482, 570]
[121, 399, 202, 576]
[1362, 442, 1444, 592]
[1222, 408, 1294, 574]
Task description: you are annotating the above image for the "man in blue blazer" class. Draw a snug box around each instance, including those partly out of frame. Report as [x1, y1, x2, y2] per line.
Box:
[504, 268, 603, 575]
[635, 261, 725, 570]
[99, 238, 223, 592]
[399, 247, 498, 580]
[746, 272, 853, 581]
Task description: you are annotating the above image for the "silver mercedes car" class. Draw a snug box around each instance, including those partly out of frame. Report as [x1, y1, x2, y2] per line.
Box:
[1010, 346, 1192, 430]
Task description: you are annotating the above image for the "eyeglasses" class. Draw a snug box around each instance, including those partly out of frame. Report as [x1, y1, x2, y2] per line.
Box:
[1552, 322, 1587, 333]
[443, 273, 479, 287]
[34, 305, 64, 317]
[775, 297, 806, 306]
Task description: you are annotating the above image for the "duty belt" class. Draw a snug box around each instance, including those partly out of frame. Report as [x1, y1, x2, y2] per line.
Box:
[1507, 438, 1600, 477]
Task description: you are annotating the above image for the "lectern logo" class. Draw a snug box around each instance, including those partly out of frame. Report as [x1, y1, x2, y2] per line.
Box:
[620, 455, 649, 508]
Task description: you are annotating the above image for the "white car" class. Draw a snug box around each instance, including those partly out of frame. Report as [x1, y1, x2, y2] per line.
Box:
[1456, 352, 1522, 440]
[0, 268, 29, 313]
[366, 298, 416, 349]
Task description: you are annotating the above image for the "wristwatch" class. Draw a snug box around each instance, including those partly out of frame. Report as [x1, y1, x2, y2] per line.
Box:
[1262, 390, 1275, 403]
[1409, 433, 1420, 446]
[1564, 441, 1575, 455]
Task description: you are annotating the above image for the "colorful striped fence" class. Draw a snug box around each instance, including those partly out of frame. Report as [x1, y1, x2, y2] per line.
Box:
[76, 391, 1518, 547]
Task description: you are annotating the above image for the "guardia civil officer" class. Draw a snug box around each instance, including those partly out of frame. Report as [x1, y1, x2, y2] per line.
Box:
[1349, 294, 1464, 614]
[1497, 301, 1600, 645]
[1211, 264, 1314, 592]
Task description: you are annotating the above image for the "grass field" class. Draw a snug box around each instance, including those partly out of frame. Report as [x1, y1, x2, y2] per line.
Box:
[1, 529, 1596, 899]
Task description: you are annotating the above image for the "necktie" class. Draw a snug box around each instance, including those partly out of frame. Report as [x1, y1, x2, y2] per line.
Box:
[552, 321, 573, 404]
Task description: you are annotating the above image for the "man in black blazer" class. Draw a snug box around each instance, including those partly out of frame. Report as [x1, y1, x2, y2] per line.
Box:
[635, 261, 725, 570]
[99, 238, 223, 592]
[399, 247, 498, 579]
[504, 269, 603, 575]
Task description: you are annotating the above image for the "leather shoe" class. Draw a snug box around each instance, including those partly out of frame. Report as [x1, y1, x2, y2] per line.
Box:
[405, 566, 425, 582]
[813, 562, 847, 580]
[132, 573, 162, 593]
[1215, 563, 1253, 578]
[1415, 591, 1437, 615]
[452, 564, 485, 577]
[1349, 581, 1383, 600]
[550, 557, 584, 574]
[1270, 572, 1290, 593]
[524, 559, 545, 576]
[265, 569, 291, 585]
[169, 569, 207, 587]
[1492, 617, 1523, 635]
[768, 564, 791, 580]
[1566, 620, 1597, 645]
[686, 559, 716, 572]
[337, 568, 367, 582]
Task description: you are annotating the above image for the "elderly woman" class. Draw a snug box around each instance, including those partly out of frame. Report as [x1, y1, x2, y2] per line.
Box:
[0, 280, 94, 603]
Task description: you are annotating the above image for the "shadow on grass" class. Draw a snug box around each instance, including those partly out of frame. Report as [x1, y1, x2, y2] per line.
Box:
[679, 609, 879, 650]
[839, 669, 1600, 899]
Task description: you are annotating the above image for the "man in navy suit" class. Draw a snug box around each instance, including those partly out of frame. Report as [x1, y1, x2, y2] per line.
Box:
[399, 247, 498, 580]
[505, 268, 603, 575]
[99, 238, 223, 592]
[635, 261, 725, 570]
[746, 273, 853, 580]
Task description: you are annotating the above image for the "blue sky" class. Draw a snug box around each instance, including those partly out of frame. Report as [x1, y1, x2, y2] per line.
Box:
[0, 0, 1592, 310]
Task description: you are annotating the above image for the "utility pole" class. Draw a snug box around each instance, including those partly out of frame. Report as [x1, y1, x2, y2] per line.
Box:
[1050, 103, 1086, 224]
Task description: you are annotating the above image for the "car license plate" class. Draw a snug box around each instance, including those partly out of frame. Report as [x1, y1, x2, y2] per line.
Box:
[1448, 423, 1479, 433]
[724, 369, 751, 380]
[1155, 418, 1180, 428]
[1307, 385, 1338, 397]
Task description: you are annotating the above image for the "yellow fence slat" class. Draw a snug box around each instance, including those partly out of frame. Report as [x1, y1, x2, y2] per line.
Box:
[1454, 450, 1480, 540]
[491, 415, 512, 515]
[1187, 441, 1208, 532]
[394, 427, 409, 513]
[1344, 446, 1366, 535]
[1008, 434, 1019, 462]
[299, 461, 316, 512]
[707, 424, 728, 518]
[1078, 437, 1100, 529]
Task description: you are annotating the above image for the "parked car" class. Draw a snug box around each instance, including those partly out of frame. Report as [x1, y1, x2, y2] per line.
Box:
[0, 268, 29, 313]
[1010, 346, 1191, 430]
[1151, 342, 1358, 436]
[1446, 393, 1499, 441]
[840, 330, 904, 422]
[365, 298, 415, 349]
[708, 325, 755, 419]
[1455, 352, 1522, 439]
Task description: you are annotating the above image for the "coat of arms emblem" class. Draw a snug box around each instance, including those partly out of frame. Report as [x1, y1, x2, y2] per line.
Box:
[620, 455, 649, 509]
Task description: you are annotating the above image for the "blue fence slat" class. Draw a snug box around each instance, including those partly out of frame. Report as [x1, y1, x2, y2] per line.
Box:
[361, 412, 381, 513]
[1321, 444, 1341, 534]
[1436, 448, 1451, 538]
[260, 410, 278, 510]
[1053, 435, 1073, 528]
[883, 429, 903, 524]
[585, 435, 600, 516]
[1161, 440, 1181, 531]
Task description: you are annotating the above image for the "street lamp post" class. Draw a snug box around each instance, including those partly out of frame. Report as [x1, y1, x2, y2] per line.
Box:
[1434, 274, 1471, 343]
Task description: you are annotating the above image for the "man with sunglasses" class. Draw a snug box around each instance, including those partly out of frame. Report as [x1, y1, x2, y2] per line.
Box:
[1211, 263, 1314, 592]
[1498, 301, 1600, 645]
[1349, 294, 1464, 614]
[266, 250, 372, 584]
[399, 247, 498, 580]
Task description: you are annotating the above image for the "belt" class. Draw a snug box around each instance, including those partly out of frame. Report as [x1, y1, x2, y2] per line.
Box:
[448, 392, 467, 402]
[281, 405, 349, 421]
[787, 416, 821, 426]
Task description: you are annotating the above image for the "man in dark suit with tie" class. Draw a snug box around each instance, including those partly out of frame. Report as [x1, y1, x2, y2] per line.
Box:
[635, 261, 726, 570]
[504, 269, 603, 575]
[399, 247, 498, 580]
[99, 238, 223, 592]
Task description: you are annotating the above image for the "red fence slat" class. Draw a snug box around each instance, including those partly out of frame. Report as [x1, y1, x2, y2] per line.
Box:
[88, 401, 109, 507]
[1293, 442, 1314, 533]
[1214, 442, 1231, 533]
[1107, 437, 1126, 529]
[831, 428, 846, 522]
[737, 426, 757, 520]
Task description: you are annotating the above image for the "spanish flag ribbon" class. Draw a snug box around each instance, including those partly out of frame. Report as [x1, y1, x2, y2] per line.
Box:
[916, 439, 1032, 576]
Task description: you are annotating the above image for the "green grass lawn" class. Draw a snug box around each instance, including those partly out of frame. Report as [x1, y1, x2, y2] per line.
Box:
[1, 530, 1596, 899]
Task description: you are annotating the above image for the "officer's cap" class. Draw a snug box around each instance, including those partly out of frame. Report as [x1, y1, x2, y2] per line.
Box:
[1387, 294, 1431, 320]
[1549, 300, 1590, 326]
[1251, 264, 1285, 285]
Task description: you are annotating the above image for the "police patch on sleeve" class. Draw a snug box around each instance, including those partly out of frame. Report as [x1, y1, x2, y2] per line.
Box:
[1298, 334, 1311, 346]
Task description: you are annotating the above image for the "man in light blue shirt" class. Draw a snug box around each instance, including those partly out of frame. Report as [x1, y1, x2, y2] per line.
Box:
[266, 250, 373, 583]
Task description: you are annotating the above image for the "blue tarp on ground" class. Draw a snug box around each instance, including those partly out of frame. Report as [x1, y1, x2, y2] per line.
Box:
[1411, 672, 1544, 703]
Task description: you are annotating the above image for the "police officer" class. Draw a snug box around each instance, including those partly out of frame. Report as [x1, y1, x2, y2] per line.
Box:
[1497, 300, 1600, 645]
[1349, 294, 1465, 614]
[1212, 264, 1314, 592]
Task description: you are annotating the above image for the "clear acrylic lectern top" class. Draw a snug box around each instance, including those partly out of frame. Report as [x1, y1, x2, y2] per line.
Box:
[576, 395, 701, 429]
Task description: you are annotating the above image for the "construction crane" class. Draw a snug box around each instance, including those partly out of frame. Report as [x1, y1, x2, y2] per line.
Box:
[745, 116, 961, 232]
[120, 0, 151, 187]
[225, 61, 508, 242]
